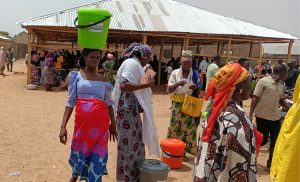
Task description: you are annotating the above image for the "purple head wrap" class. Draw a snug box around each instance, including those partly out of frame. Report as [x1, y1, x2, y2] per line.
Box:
[122, 43, 152, 59]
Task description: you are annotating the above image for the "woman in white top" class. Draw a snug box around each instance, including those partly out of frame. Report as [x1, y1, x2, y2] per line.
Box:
[166, 50, 202, 155]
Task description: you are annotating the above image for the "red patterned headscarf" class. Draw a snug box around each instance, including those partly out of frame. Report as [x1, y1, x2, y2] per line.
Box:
[202, 63, 249, 142]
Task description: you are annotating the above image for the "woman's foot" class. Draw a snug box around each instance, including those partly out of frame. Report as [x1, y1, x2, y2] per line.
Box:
[69, 176, 78, 182]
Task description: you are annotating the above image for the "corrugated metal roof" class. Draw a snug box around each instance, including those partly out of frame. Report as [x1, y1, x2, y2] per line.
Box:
[17, 0, 297, 40]
[0, 35, 12, 41]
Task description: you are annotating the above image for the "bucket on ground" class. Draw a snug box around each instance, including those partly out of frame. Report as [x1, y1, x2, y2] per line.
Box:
[160, 138, 186, 169]
[138, 159, 170, 182]
[75, 8, 112, 49]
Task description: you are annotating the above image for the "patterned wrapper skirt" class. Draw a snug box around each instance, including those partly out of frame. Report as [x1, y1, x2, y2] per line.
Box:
[193, 102, 256, 182]
[31, 66, 40, 85]
[167, 101, 197, 155]
[116, 91, 145, 182]
[69, 98, 110, 182]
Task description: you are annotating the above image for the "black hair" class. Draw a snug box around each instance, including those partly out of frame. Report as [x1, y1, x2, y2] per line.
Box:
[238, 58, 249, 65]
[213, 55, 221, 62]
[130, 51, 142, 58]
[273, 63, 287, 75]
[79, 48, 99, 69]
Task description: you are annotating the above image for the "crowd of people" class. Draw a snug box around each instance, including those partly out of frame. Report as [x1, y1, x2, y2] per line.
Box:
[1, 41, 299, 181]
[47, 42, 299, 182]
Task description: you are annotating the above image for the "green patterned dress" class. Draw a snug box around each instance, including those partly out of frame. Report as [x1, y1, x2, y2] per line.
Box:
[167, 101, 197, 155]
[102, 60, 115, 85]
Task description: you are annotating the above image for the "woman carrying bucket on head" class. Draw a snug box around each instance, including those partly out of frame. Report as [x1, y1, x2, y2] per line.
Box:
[112, 43, 160, 182]
[59, 48, 117, 182]
[166, 50, 202, 157]
[193, 63, 256, 181]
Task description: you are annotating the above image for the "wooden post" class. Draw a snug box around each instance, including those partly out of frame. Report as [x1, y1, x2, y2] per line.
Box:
[249, 42, 253, 58]
[217, 42, 220, 55]
[287, 40, 294, 60]
[196, 45, 200, 54]
[27, 30, 32, 84]
[142, 34, 147, 44]
[257, 42, 263, 79]
[225, 37, 232, 64]
[183, 37, 189, 50]
[180, 44, 183, 56]
[158, 38, 164, 85]
[115, 43, 119, 60]
[221, 42, 225, 56]
[36, 36, 43, 56]
[171, 44, 174, 57]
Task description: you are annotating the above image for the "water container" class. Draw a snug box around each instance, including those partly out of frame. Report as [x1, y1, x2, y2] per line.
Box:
[160, 138, 186, 169]
[75, 8, 112, 49]
[139, 159, 170, 182]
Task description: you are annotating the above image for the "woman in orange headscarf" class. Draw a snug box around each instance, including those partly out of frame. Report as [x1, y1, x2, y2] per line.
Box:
[193, 63, 256, 182]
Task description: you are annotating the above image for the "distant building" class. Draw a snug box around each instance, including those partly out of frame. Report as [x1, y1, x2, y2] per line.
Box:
[13, 31, 29, 59]
[0, 35, 14, 51]
[264, 40, 300, 65]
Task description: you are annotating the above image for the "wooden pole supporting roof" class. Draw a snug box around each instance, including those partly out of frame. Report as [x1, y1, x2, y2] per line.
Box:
[27, 29, 32, 84]
[287, 40, 294, 60]
[225, 37, 232, 64]
[158, 38, 164, 85]
[183, 37, 190, 50]
[257, 42, 263, 79]
[142, 34, 147, 44]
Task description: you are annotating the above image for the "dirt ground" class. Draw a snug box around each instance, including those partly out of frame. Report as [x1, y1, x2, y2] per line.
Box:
[0, 60, 271, 181]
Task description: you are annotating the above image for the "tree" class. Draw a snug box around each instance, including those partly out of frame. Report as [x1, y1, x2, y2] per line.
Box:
[0, 31, 11, 38]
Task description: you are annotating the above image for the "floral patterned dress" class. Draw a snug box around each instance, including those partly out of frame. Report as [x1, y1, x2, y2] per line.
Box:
[116, 79, 145, 182]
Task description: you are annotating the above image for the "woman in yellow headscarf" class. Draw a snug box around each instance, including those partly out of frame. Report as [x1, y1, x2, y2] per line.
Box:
[270, 75, 300, 182]
[193, 63, 256, 182]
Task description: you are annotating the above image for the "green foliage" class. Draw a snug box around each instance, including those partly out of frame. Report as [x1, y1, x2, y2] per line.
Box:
[0, 31, 11, 38]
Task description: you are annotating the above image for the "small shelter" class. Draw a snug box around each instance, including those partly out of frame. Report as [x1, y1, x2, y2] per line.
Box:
[17, 0, 297, 84]
[13, 31, 29, 59]
[0, 35, 14, 51]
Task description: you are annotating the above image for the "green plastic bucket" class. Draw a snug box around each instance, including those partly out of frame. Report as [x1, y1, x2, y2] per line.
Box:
[75, 8, 112, 49]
